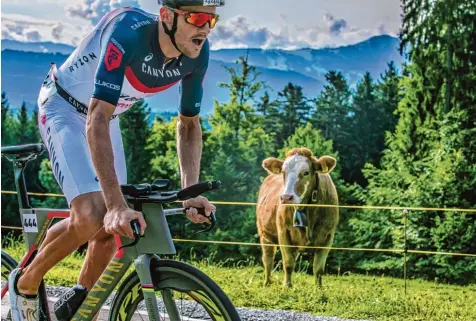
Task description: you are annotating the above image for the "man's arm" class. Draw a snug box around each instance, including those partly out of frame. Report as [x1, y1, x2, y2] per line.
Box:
[176, 39, 215, 222]
[177, 113, 215, 223]
[177, 114, 202, 189]
[86, 99, 126, 210]
[86, 98, 146, 237]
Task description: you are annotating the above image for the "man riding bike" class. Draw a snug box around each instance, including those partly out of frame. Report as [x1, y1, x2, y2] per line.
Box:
[8, 1, 225, 320]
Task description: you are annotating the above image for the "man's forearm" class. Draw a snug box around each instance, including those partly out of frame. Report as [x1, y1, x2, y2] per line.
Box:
[177, 115, 202, 188]
[86, 101, 126, 210]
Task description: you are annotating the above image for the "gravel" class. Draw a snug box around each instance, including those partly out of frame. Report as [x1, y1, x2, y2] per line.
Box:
[2, 283, 366, 321]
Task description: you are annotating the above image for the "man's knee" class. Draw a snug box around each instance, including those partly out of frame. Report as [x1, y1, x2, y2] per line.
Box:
[69, 192, 107, 236]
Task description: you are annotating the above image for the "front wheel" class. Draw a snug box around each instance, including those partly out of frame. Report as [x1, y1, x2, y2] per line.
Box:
[109, 259, 240, 321]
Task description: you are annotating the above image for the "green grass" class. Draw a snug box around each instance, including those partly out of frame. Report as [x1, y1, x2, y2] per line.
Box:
[2, 238, 475, 321]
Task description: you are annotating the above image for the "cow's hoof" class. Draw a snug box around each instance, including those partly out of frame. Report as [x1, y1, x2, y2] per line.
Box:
[283, 282, 292, 288]
[264, 280, 272, 287]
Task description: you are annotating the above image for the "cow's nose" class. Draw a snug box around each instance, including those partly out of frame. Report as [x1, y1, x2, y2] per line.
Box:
[281, 194, 294, 203]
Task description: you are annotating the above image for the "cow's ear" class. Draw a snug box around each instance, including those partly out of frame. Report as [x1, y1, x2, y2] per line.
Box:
[311, 156, 336, 174]
[262, 157, 284, 175]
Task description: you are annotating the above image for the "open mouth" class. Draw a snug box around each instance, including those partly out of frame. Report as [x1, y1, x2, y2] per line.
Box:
[192, 38, 204, 46]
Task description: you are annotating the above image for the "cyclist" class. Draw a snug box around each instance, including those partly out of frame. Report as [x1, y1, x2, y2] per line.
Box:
[9, 1, 224, 320]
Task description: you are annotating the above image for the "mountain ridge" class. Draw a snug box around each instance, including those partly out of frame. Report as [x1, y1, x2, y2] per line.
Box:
[1, 35, 404, 115]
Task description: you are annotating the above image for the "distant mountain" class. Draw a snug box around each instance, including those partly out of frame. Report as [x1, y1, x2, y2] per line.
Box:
[210, 35, 403, 86]
[1, 35, 404, 115]
[1, 39, 75, 55]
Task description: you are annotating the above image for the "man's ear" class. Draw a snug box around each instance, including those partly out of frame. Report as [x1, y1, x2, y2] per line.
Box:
[160, 7, 173, 26]
[262, 157, 284, 175]
[311, 156, 336, 174]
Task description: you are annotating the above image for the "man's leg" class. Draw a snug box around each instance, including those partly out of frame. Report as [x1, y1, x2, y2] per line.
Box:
[75, 116, 126, 290]
[77, 227, 116, 290]
[16, 192, 108, 295]
[15, 92, 127, 293]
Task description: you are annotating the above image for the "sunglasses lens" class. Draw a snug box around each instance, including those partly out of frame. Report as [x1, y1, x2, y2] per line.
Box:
[210, 16, 218, 28]
[187, 13, 218, 28]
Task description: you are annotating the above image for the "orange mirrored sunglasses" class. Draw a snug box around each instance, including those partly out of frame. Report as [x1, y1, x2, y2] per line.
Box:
[168, 7, 220, 28]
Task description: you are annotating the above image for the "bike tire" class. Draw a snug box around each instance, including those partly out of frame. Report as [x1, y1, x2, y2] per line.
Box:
[2, 250, 18, 321]
[1, 250, 18, 280]
[109, 259, 241, 321]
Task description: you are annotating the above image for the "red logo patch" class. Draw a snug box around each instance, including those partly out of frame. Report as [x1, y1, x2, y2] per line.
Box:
[104, 42, 123, 71]
[40, 114, 47, 125]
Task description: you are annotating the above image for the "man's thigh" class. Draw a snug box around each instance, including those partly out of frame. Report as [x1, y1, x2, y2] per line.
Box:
[38, 96, 127, 206]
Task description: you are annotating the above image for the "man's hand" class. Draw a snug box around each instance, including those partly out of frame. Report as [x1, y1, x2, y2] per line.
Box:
[183, 196, 216, 224]
[104, 205, 147, 239]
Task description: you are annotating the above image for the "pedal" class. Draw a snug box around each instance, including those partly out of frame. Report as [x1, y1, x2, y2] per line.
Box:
[53, 284, 88, 321]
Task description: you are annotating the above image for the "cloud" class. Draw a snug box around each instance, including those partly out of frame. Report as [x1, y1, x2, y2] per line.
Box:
[25, 30, 41, 42]
[209, 13, 389, 50]
[67, 0, 140, 24]
[1, 13, 89, 45]
[1, 9, 395, 51]
[209, 15, 292, 49]
[52, 23, 64, 40]
[324, 13, 348, 35]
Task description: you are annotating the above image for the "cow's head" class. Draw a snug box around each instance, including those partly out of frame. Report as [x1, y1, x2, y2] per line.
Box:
[262, 148, 336, 206]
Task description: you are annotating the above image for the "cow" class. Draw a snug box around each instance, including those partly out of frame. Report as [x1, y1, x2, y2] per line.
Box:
[256, 147, 339, 287]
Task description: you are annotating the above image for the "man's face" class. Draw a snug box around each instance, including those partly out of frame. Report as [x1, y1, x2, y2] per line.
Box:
[167, 6, 217, 58]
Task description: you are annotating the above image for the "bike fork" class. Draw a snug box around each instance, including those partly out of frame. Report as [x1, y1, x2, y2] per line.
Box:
[134, 255, 181, 321]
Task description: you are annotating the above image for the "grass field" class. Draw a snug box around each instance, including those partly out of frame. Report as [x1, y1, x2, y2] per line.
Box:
[2, 237, 475, 321]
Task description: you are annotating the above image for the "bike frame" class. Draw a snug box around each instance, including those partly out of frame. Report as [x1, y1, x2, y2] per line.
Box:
[1, 150, 190, 321]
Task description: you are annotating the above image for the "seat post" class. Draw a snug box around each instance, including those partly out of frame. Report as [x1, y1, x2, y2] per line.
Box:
[13, 159, 31, 209]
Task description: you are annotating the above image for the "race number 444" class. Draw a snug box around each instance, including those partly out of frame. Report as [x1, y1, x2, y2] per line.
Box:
[23, 214, 38, 232]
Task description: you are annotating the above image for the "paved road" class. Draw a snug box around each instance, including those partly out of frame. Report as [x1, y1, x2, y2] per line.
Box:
[1, 287, 367, 321]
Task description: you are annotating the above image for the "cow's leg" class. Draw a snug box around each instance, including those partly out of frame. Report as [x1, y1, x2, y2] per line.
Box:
[313, 233, 335, 287]
[281, 244, 298, 288]
[261, 238, 277, 286]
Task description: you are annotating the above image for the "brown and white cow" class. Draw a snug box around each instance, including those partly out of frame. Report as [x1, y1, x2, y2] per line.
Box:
[256, 147, 339, 287]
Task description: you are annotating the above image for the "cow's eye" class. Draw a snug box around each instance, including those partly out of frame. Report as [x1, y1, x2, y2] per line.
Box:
[303, 171, 310, 176]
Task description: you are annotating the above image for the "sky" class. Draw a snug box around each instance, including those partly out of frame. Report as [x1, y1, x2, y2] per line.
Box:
[1, 0, 403, 50]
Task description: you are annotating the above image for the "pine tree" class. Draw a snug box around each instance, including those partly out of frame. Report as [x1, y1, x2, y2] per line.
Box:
[217, 55, 265, 139]
[119, 100, 153, 184]
[2, 92, 16, 145]
[312, 71, 353, 181]
[147, 117, 181, 188]
[1, 92, 20, 226]
[274, 83, 312, 149]
[350, 72, 378, 184]
[256, 91, 280, 143]
[16, 102, 30, 144]
[375, 61, 400, 138]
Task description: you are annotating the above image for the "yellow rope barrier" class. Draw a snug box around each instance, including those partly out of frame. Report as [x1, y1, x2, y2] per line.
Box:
[2, 190, 476, 213]
[1, 225, 475, 257]
[1, 190, 64, 197]
[1, 225, 23, 230]
[172, 239, 476, 257]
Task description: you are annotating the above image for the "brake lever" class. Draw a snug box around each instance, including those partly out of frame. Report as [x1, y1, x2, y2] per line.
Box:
[186, 208, 217, 235]
[196, 210, 216, 235]
[119, 220, 142, 249]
